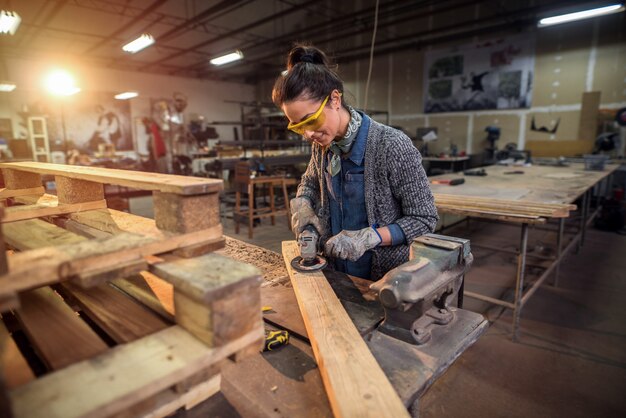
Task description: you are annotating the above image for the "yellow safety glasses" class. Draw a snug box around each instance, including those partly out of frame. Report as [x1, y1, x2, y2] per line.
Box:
[287, 95, 329, 135]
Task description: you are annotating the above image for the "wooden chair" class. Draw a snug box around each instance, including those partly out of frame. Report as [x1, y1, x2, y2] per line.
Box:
[233, 161, 292, 238]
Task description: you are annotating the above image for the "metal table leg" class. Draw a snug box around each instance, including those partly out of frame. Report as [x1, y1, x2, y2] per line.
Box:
[512, 223, 529, 342]
[576, 191, 588, 253]
[554, 218, 565, 287]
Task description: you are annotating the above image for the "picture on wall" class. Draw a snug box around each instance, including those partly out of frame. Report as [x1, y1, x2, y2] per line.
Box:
[45, 92, 133, 153]
[424, 35, 535, 113]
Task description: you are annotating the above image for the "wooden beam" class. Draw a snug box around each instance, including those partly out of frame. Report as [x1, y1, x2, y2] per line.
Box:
[2, 199, 107, 223]
[0, 187, 44, 200]
[281, 241, 409, 418]
[8, 326, 260, 418]
[0, 162, 222, 195]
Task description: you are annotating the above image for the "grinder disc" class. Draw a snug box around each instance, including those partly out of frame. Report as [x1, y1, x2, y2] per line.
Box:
[291, 255, 328, 272]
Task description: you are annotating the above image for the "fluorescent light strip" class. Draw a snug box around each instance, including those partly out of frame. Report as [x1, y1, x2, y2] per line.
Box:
[538, 4, 624, 27]
[0, 10, 21, 35]
[0, 83, 16, 92]
[210, 50, 244, 66]
[114, 91, 139, 100]
[122, 34, 155, 53]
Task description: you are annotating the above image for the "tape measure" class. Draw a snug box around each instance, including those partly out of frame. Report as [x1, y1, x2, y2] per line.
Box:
[264, 330, 289, 351]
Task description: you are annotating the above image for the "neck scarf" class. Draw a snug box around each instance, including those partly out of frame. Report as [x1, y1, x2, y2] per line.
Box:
[327, 107, 362, 176]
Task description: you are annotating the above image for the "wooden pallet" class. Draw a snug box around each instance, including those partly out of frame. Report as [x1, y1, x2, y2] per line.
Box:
[0, 162, 264, 418]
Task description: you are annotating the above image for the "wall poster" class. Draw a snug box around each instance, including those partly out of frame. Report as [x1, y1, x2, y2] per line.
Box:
[424, 35, 535, 113]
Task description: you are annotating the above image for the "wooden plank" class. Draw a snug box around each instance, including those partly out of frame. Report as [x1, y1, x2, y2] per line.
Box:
[281, 241, 410, 418]
[111, 272, 175, 321]
[0, 162, 222, 195]
[56, 282, 170, 344]
[3, 218, 171, 344]
[3, 219, 86, 249]
[0, 321, 35, 389]
[221, 333, 333, 418]
[0, 187, 44, 200]
[2, 199, 107, 223]
[15, 287, 108, 370]
[2, 232, 156, 297]
[8, 326, 262, 418]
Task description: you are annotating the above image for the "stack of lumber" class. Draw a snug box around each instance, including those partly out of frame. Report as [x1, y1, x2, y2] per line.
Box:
[434, 193, 577, 223]
[0, 162, 264, 418]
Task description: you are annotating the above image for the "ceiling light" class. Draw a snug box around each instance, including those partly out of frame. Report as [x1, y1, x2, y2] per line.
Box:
[0, 10, 21, 35]
[538, 3, 624, 27]
[122, 34, 155, 53]
[210, 50, 244, 66]
[45, 70, 80, 96]
[114, 91, 138, 100]
[0, 82, 16, 92]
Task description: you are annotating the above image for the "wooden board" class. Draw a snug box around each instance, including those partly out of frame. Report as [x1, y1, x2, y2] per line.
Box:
[260, 284, 309, 339]
[55, 283, 171, 344]
[0, 186, 44, 200]
[0, 321, 35, 389]
[2, 199, 107, 223]
[282, 241, 409, 418]
[221, 330, 332, 418]
[9, 326, 260, 418]
[3, 218, 171, 344]
[0, 162, 222, 195]
[15, 287, 109, 370]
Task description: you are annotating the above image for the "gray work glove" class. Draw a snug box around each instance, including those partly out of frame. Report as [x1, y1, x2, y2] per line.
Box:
[324, 227, 382, 262]
[290, 196, 324, 237]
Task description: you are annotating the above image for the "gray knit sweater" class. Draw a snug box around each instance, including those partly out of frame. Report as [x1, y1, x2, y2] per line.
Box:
[297, 117, 439, 280]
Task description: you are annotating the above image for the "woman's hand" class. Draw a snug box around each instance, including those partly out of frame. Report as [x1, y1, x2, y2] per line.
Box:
[324, 227, 381, 262]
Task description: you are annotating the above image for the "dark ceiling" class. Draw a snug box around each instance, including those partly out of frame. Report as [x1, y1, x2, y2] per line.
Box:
[0, 0, 606, 84]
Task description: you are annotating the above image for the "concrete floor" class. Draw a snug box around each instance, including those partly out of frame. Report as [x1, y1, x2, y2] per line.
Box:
[222, 211, 626, 417]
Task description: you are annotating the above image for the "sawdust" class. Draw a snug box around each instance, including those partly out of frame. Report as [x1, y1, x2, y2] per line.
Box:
[218, 236, 290, 285]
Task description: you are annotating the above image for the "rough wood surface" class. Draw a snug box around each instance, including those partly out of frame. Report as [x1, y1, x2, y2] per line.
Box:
[0, 162, 222, 195]
[0, 169, 41, 190]
[8, 326, 261, 418]
[2, 199, 107, 223]
[153, 191, 220, 233]
[151, 253, 261, 302]
[282, 240, 409, 418]
[0, 186, 44, 200]
[15, 287, 108, 370]
[56, 282, 171, 344]
[55, 176, 105, 204]
[0, 321, 35, 389]
[221, 332, 333, 418]
[430, 163, 618, 221]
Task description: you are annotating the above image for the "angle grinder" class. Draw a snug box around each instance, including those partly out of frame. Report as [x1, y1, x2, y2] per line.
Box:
[291, 225, 328, 272]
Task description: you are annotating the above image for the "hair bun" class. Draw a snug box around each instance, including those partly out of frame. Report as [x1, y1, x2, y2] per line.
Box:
[300, 54, 314, 63]
[287, 45, 329, 69]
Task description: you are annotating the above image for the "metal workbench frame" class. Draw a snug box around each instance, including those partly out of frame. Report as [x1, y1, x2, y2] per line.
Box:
[437, 169, 616, 341]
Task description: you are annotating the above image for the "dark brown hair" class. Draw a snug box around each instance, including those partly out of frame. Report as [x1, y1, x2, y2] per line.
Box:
[272, 44, 347, 108]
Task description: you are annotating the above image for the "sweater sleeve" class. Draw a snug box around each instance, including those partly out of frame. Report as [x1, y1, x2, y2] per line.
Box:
[296, 144, 322, 208]
[386, 132, 439, 242]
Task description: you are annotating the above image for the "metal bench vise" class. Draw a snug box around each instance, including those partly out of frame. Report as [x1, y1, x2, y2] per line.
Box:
[370, 233, 473, 345]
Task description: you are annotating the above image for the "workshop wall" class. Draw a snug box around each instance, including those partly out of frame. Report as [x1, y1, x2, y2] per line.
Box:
[255, 11, 625, 159]
[0, 57, 254, 156]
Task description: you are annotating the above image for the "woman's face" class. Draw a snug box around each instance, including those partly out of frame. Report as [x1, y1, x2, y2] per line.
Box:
[282, 91, 343, 147]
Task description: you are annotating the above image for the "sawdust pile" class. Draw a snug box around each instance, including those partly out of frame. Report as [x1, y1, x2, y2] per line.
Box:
[219, 236, 289, 285]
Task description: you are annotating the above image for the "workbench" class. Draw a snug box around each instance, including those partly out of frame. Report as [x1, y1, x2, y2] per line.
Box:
[422, 156, 470, 175]
[429, 163, 619, 340]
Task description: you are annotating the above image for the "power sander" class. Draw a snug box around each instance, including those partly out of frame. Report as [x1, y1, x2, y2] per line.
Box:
[290, 225, 328, 272]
